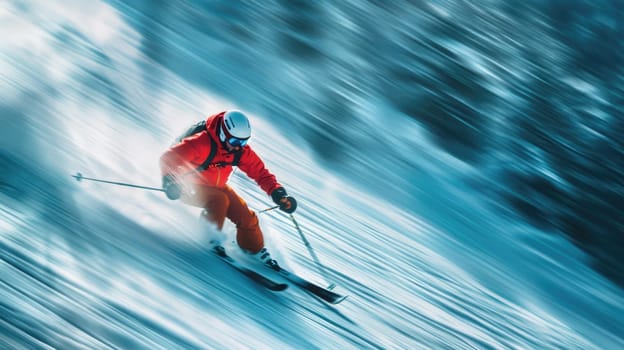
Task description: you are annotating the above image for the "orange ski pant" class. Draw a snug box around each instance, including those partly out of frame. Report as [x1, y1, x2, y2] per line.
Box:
[182, 185, 264, 253]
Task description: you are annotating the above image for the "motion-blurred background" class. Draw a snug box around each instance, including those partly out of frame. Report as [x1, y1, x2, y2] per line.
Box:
[1, 1, 623, 349]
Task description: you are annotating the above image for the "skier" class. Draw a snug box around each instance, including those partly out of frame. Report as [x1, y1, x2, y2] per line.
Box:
[159, 111, 297, 268]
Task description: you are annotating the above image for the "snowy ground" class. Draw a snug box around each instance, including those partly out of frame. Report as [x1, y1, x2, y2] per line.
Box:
[2, 1, 623, 349]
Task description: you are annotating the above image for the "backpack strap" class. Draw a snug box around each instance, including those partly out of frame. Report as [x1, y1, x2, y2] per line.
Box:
[232, 151, 243, 167]
[196, 135, 218, 172]
[198, 147, 243, 170]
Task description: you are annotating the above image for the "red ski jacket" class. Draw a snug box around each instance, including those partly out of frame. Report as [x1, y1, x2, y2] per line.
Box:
[160, 112, 282, 196]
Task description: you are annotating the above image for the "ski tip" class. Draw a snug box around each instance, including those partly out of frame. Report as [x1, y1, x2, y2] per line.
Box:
[271, 284, 289, 292]
[327, 283, 337, 290]
[330, 295, 348, 305]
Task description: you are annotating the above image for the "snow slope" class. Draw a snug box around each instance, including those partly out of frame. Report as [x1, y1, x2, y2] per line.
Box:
[2, 1, 623, 349]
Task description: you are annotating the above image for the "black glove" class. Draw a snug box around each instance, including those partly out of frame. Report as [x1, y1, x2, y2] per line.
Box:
[271, 187, 297, 214]
[162, 175, 182, 200]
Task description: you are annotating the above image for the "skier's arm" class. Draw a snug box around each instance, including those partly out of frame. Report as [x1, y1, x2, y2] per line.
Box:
[237, 147, 282, 195]
[159, 133, 205, 176]
[238, 148, 297, 213]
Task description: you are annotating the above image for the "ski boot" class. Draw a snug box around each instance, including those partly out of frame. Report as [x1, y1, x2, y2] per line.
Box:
[254, 247, 281, 271]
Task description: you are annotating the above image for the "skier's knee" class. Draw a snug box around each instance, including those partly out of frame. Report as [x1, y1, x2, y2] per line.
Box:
[237, 229, 264, 254]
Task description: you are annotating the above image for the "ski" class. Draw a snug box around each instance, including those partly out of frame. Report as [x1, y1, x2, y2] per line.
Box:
[212, 245, 346, 303]
[272, 267, 347, 304]
[213, 245, 288, 292]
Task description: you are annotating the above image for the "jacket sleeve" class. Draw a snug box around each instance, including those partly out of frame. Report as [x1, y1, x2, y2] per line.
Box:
[159, 133, 207, 176]
[237, 147, 282, 196]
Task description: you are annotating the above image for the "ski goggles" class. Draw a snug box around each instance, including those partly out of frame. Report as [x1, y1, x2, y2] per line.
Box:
[227, 137, 248, 147]
[219, 124, 249, 147]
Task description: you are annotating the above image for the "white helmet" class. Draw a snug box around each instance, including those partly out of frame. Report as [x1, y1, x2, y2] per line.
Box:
[220, 111, 251, 143]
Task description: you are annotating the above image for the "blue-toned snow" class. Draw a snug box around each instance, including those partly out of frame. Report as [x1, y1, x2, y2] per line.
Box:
[1, 1, 623, 349]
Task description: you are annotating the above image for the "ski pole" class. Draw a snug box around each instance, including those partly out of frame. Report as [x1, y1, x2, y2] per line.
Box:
[72, 172, 164, 192]
[257, 205, 280, 214]
[289, 214, 335, 289]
